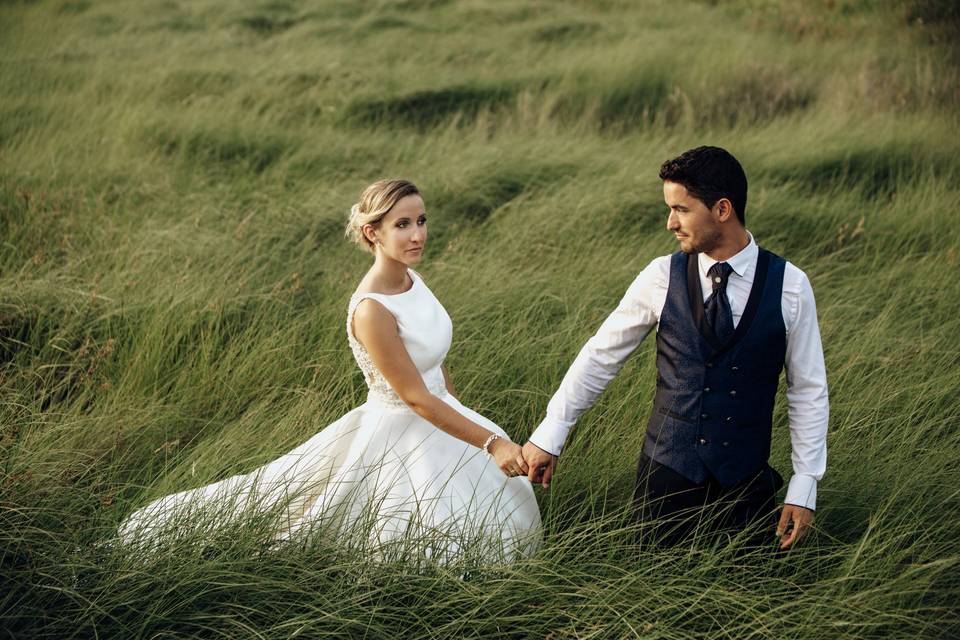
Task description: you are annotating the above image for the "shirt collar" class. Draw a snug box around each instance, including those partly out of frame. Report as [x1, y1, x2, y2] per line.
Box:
[698, 231, 757, 278]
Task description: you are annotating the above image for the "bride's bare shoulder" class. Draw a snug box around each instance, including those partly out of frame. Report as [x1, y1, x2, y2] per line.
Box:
[352, 272, 380, 297]
[353, 270, 417, 297]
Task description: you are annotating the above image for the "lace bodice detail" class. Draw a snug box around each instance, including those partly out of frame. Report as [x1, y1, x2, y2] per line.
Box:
[346, 273, 452, 409]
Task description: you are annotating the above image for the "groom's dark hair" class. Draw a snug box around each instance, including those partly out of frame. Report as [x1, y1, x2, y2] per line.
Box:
[659, 146, 747, 225]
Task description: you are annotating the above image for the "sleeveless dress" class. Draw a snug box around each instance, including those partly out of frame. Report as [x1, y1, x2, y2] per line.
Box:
[117, 271, 541, 563]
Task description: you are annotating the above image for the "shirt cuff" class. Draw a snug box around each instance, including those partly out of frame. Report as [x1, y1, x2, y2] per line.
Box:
[527, 419, 569, 457]
[784, 474, 817, 511]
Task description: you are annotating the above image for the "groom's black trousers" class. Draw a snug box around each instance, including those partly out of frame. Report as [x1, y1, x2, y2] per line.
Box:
[633, 453, 784, 547]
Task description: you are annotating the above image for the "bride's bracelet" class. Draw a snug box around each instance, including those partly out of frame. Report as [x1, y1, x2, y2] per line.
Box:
[482, 433, 502, 456]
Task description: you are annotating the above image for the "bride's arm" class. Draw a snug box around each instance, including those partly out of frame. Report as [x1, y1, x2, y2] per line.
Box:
[440, 365, 458, 400]
[352, 299, 525, 475]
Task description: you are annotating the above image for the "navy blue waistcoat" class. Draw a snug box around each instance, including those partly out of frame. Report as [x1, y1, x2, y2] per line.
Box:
[642, 249, 787, 487]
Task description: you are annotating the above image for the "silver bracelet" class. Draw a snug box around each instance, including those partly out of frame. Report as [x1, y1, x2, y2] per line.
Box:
[482, 433, 501, 457]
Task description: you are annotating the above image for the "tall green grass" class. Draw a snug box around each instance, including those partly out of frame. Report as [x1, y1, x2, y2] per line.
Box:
[2, 0, 959, 637]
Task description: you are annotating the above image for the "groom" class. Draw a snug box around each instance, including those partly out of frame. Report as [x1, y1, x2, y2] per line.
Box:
[522, 146, 828, 549]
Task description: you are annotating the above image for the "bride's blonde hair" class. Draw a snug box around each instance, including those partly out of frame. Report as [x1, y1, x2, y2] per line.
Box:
[345, 179, 421, 253]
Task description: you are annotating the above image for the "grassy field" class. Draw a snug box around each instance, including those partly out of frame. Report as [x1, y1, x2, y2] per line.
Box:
[2, 0, 960, 637]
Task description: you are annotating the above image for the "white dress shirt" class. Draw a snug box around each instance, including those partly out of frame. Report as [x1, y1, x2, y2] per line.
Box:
[529, 233, 828, 510]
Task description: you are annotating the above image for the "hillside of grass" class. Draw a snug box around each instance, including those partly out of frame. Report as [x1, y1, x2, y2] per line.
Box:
[2, 0, 959, 638]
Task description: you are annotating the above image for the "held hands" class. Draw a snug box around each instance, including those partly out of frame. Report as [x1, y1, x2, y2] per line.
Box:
[489, 437, 529, 478]
[521, 441, 557, 489]
[777, 504, 814, 549]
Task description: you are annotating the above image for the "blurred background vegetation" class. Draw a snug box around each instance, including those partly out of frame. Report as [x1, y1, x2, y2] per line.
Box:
[2, 0, 959, 637]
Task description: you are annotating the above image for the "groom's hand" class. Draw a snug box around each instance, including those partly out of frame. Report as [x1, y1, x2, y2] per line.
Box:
[777, 504, 814, 549]
[522, 441, 557, 489]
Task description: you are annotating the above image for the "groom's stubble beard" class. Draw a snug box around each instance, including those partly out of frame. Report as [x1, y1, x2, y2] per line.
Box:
[679, 226, 723, 255]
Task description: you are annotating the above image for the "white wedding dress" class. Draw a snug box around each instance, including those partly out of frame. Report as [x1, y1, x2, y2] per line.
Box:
[118, 270, 541, 563]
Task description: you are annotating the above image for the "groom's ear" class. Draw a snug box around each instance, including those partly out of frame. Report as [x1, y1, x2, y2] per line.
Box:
[713, 198, 737, 224]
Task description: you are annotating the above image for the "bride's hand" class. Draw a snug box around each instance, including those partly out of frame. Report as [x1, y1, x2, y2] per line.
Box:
[489, 438, 529, 478]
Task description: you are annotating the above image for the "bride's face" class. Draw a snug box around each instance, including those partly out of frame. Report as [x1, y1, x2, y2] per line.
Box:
[370, 194, 428, 265]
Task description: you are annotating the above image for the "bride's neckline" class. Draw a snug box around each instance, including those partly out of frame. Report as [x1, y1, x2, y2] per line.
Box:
[352, 270, 418, 299]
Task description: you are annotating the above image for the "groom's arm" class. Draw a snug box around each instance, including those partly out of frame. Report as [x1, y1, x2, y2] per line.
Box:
[778, 265, 829, 548]
[527, 257, 669, 460]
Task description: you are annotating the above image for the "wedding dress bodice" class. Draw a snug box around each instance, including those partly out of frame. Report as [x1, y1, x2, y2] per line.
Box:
[346, 270, 452, 409]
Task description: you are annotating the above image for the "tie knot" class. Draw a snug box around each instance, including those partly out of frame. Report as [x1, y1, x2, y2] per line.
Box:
[708, 262, 733, 290]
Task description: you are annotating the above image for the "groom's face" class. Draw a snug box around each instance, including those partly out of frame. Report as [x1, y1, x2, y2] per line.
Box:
[663, 180, 722, 254]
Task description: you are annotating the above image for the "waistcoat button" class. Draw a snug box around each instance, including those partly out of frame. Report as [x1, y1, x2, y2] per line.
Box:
[704, 387, 711, 393]
[729, 390, 737, 397]
[698, 437, 708, 445]
[701, 413, 709, 419]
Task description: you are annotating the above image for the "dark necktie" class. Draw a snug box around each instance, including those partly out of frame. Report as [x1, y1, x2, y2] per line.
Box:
[705, 262, 734, 343]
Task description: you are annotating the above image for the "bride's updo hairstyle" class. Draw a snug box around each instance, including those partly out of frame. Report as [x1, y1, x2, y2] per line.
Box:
[345, 179, 421, 253]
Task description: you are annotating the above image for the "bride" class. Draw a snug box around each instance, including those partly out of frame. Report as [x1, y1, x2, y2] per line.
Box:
[118, 179, 541, 563]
